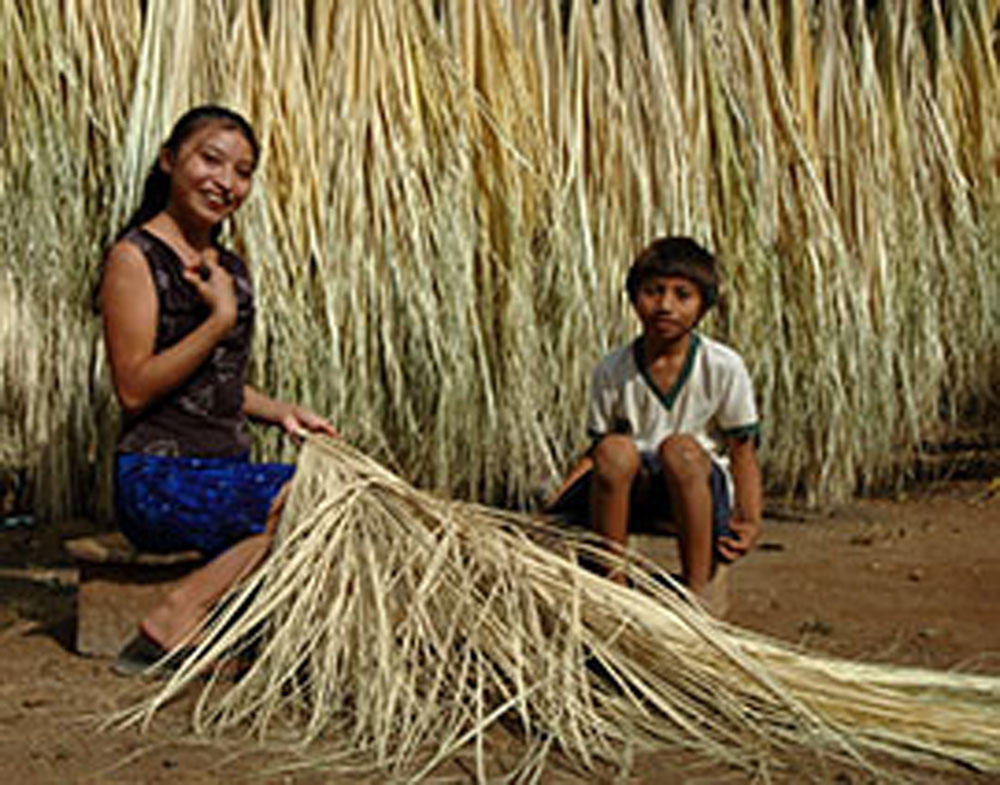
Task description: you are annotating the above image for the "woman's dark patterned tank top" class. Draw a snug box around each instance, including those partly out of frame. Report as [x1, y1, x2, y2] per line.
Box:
[116, 227, 255, 458]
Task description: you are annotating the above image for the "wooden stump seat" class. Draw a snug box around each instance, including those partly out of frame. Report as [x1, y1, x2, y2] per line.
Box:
[65, 532, 205, 658]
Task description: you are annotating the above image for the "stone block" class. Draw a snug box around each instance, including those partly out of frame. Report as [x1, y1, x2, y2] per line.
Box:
[65, 533, 205, 658]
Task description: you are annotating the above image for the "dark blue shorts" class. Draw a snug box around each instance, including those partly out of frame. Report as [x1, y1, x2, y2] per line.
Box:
[115, 452, 296, 559]
[547, 453, 733, 541]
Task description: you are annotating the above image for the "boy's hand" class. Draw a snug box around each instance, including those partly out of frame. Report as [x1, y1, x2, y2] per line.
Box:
[717, 517, 761, 562]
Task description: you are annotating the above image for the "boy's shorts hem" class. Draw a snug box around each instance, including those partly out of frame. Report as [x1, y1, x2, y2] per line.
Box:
[115, 452, 296, 559]
[547, 453, 733, 541]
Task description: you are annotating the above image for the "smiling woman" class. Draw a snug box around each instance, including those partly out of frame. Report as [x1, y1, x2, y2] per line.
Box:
[157, 125, 254, 234]
[94, 105, 338, 672]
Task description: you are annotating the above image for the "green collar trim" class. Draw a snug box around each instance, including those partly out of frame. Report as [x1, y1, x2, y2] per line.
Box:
[633, 332, 701, 411]
[720, 423, 761, 442]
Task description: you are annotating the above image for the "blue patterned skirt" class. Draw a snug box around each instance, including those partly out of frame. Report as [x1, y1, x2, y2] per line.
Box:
[115, 452, 296, 558]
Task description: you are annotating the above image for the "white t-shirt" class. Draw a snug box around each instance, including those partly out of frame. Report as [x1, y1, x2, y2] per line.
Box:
[587, 332, 759, 472]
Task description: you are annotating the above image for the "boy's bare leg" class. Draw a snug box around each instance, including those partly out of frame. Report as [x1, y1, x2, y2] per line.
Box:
[659, 435, 714, 596]
[140, 481, 291, 651]
[590, 435, 640, 581]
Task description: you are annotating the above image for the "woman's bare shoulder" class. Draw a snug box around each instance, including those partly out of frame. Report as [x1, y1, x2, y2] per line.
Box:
[100, 235, 155, 307]
[106, 232, 149, 266]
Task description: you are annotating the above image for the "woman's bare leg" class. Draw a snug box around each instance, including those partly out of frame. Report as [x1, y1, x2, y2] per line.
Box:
[140, 481, 291, 650]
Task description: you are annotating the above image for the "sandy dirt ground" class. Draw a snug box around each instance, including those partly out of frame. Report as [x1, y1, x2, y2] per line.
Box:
[0, 478, 998, 784]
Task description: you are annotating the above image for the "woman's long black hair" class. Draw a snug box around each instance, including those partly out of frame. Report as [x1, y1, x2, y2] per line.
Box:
[115, 104, 260, 242]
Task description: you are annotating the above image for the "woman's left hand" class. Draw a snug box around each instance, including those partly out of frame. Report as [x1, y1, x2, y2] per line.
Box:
[280, 404, 339, 442]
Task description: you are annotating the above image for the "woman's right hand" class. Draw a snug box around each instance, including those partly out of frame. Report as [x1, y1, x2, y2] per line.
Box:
[102, 240, 239, 414]
[182, 249, 237, 329]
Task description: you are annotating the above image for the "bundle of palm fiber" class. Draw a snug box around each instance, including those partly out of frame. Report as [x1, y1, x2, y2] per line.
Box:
[117, 436, 1000, 781]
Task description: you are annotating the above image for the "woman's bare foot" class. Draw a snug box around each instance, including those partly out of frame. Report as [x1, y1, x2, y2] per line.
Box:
[140, 590, 209, 651]
[139, 532, 273, 650]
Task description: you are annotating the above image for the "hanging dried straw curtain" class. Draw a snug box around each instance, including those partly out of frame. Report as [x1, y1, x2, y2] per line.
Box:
[2, 0, 1000, 520]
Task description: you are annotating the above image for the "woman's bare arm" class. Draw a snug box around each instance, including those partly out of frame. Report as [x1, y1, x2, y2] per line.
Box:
[100, 240, 236, 414]
[243, 385, 338, 439]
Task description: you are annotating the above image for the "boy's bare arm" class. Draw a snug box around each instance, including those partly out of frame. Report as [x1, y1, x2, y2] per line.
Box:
[717, 436, 763, 561]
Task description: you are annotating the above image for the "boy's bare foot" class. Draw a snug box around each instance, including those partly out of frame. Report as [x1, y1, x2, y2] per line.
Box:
[689, 566, 730, 618]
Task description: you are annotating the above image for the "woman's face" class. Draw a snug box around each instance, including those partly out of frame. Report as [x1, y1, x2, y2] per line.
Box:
[160, 121, 256, 230]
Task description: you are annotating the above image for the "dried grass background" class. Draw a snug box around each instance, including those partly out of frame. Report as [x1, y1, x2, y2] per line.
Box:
[3, 0, 1000, 520]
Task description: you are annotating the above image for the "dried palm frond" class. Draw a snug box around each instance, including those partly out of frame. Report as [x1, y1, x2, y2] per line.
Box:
[114, 436, 1000, 782]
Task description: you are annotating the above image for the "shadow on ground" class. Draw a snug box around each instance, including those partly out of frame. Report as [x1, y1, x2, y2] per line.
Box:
[0, 572, 77, 653]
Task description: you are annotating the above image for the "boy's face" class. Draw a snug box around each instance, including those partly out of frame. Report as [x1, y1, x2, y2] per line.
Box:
[632, 274, 704, 342]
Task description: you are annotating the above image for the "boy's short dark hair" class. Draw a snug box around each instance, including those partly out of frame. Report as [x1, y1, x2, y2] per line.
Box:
[625, 236, 719, 310]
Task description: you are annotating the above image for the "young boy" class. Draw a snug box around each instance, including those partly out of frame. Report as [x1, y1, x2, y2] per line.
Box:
[550, 236, 762, 601]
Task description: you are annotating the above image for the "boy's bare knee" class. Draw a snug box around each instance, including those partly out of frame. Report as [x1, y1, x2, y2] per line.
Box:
[658, 434, 710, 482]
[592, 435, 640, 484]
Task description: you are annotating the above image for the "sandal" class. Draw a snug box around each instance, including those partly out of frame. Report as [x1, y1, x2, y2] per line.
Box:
[112, 630, 194, 678]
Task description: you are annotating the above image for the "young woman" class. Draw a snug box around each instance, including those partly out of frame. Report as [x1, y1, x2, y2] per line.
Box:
[97, 105, 336, 671]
